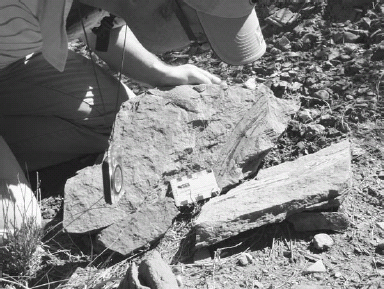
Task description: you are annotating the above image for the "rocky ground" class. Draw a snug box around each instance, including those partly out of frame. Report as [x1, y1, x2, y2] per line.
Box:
[2, 1, 384, 288]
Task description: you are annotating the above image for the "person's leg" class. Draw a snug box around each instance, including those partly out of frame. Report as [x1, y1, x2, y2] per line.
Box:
[0, 50, 134, 171]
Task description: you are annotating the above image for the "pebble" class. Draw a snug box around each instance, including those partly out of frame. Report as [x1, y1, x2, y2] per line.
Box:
[378, 171, 384, 180]
[377, 222, 384, 230]
[243, 77, 257, 90]
[238, 252, 253, 266]
[305, 124, 325, 139]
[313, 90, 330, 100]
[334, 271, 342, 278]
[319, 114, 337, 127]
[303, 259, 327, 274]
[340, 54, 352, 62]
[298, 109, 313, 123]
[313, 233, 334, 251]
[253, 280, 264, 288]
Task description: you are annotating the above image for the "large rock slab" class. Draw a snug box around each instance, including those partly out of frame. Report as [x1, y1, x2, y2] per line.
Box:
[96, 198, 178, 255]
[195, 140, 352, 248]
[63, 84, 298, 253]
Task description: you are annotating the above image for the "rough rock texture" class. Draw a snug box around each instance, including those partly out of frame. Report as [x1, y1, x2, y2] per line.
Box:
[303, 260, 327, 274]
[287, 212, 350, 232]
[96, 198, 178, 256]
[313, 233, 334, 251]
[118, 263, 149, 289]
[138, 250, 179, 289]
[195, 140, 352, 248]
[63, 84, 298, 253]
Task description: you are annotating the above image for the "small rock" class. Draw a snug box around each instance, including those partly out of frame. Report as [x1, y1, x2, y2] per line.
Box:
[339, 54, 352, 62]
[243, 78, 257, 90]
[270, 47, 282, 55]
[266, 8, 299, 27]
[319, 114, 337, 127]
[313, 233, 334, 251]
[238, 252, 253, 266]
[323, 61, 333, 69]
[378, 171, 384, 180]
[377, 222, 384, 231]
[277, 36, 291, 51]
[371, 46, 384, 61]
[298, 109, 313, 123]
[303, 260, 327, 274]
[253, 280, 265, 288]
[313, 90, 330, 100]
[138, 250, 179, 289]
[305, 124, 325, 139]
[327, 127, 342, 138]
[334, 271, 342, 278]
[343, 31, 361, 43]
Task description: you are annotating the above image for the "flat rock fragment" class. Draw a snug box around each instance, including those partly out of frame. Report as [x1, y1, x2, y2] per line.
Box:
[195, 140, 352, 248]
[303, 260, 327, 274]
[287, 212, 349, 232]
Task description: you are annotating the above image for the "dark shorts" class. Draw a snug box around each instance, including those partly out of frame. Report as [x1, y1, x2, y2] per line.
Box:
[0, 50, 133, 171]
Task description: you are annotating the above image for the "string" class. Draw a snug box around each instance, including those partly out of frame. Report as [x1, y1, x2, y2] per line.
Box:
[75, 0, 128, 145]
[76, 1, 107, 119]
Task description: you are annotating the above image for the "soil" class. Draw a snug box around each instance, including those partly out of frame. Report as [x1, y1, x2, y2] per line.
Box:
[2, 1, 384, 289]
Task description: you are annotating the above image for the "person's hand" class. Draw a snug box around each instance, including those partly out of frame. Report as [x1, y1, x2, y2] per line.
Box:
[158, 64, 221, 87]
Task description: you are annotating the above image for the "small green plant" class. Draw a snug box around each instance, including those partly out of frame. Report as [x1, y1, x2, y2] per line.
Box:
[1, 176, 43, 287]
[1, 216, 43, 278]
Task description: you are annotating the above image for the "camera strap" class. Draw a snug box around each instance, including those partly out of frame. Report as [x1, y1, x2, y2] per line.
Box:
[75, 0, 127, 145]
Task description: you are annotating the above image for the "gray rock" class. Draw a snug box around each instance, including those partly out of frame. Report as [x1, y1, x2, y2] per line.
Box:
[313, 233, 334, 251]
[118, 263, 150, 289]
[319, 115, 337, 127]
[297, 109, 313, 123]
[266, 8, 299, 27]
[303, 260, 327, 274]
[313, 90, 330, 101]
[237, 253, 253, 266]
[287, 212, 349, 232]
[377, 222, 384, 231]
[304, 124, 325, 139]
[64, 83, 298, 249]
[138, 250, 179, 289]
[96, 198, 178, 256]
[195, 140, 351, 248]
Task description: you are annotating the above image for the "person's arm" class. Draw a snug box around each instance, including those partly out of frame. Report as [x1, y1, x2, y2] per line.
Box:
[83, 25, 221, 87]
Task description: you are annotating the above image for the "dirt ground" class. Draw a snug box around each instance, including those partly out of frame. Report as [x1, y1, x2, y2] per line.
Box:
[2, 1, 384, 289]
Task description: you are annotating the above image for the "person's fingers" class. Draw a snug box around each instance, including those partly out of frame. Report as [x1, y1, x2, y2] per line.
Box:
[188, 70, 213, 84]
[186, 65, 221, 85]
[199, 68, 221, 84]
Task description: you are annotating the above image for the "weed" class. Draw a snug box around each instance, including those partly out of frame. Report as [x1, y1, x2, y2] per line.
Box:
[0, 173, 43, 288]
